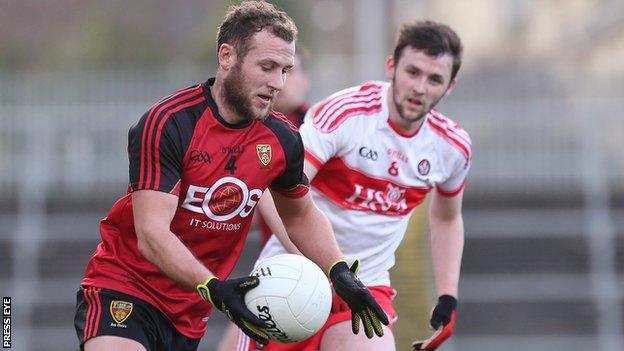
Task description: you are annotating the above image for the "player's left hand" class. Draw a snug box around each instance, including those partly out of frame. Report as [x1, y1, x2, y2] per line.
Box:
[329, 259, 389, 338]
[412, 295, 457, 350]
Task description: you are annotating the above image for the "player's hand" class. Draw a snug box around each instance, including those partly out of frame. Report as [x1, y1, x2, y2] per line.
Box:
[329, 260, 389, 338]
[412, 295, 457, 350]
[197, 276, 270, 345]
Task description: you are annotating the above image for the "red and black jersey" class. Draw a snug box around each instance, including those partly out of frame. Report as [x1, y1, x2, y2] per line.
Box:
[82, 78, 309, 339]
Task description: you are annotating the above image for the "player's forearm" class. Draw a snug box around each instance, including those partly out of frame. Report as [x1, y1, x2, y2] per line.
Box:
[429, 216, 464, 297]
[281, 204, 342, 274]
[258, 192, 301, 254]
[136, 227, 213, 290]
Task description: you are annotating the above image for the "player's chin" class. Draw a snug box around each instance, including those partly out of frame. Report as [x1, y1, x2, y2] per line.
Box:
[250, 107, 271, 121]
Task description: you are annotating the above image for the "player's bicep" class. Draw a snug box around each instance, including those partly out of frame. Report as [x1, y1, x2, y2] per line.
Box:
[132, 190, 178, 237]
[430, 188, 464, 221]
[270, 132, 309, 198]
[270, 189, 313, 220]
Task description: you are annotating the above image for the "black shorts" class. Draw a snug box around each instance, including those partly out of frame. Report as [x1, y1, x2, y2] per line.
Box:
[74, 286, 200, 351]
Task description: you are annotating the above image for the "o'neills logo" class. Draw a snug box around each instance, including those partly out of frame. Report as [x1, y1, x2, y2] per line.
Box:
[181, 177, 262, 221]
[256, 305, 291, 343]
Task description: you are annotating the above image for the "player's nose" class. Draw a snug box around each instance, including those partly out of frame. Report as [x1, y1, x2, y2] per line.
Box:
[267, 70, 285, 92]
[412, 77, 427, 94]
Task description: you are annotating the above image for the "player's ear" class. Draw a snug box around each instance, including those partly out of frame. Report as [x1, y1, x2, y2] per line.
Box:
[443, 78, 457, 98]
[385, 55, 395, 80]
[217, 43, 236, 71]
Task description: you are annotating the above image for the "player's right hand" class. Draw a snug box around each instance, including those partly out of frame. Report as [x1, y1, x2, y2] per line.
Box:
[329, 259, 389, 338]
[197, 276, 270, 345]
[412, 295, 457, 350]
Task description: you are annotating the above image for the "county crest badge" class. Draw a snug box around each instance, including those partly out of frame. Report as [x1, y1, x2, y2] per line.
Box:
[110, 300, 133, 324]
[256, 144, 272, 166]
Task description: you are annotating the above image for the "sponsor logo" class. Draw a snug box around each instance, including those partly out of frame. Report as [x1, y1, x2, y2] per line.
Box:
[417, 159, 430, 176]
[182, 177, 262, 221]
[189, 150, 212, 163]
[221, 145, 245, 154]
[358, 146, 378, 161]
[346, 183, 407, 213]
[256, 144, 272, 166]
[110, 300, 133, 325]
[256, 305, 290, 343]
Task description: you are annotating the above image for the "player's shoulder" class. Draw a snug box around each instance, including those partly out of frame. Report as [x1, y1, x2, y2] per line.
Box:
[133, 84, 207, 131]
[425, 109, 472, 161]
[262, 111, 301, 142]
[310, 81, 387, 133]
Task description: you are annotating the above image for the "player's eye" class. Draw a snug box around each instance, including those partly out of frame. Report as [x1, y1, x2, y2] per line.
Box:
[429, 76, 444, 85]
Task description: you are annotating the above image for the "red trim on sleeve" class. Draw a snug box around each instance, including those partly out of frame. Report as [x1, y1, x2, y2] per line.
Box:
[272, 184, 309, 199]
[304, 149, 324, 170]
[436, 181, 465, 197]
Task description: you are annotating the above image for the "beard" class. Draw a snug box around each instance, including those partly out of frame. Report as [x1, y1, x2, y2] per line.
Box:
[222, 64, 269, 121]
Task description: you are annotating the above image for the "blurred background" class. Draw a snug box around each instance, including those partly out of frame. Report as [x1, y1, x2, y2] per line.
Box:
[1, 0, 623, 350]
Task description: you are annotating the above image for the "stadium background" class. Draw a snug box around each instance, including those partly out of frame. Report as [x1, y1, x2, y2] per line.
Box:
[0, 0, 623, 350]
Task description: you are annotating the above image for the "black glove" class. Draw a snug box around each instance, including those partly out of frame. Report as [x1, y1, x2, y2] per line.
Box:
[412, 295, 457, 350]
[329, 260, 389, 338]
[197, 276, 269, 345]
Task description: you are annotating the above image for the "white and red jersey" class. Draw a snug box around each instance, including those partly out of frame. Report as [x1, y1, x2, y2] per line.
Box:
[260, 81, 471, 286]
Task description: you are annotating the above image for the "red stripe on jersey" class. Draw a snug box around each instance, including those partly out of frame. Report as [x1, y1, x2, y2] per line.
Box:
[304, 149, 324, 170]
[140, 85, 203, 189]
[140, 84, 200, 188]
[314, 89, 382, 129]
[359, 82, 384, 91]
[323, 102, 382, 132]
[152, 96, 205, 189]
[270, 111, 299, 132]
[429, 110, 471, 145]
[427, 117, 471, 161]
[311, 157, 431, 216]
[92, 288, 102, 338]
[83, 288, 94, 340]
[437, 180, 465, 197]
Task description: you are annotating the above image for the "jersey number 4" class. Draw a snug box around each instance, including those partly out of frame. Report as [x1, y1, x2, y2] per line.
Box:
[225, 156, 237, 174]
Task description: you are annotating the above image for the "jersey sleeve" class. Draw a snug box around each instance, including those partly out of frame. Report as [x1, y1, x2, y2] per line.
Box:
[128, 110, 189, 193]
[299, 105, 347, 169]
[270, 131, 310, 198]
[436, 150, 472, 197]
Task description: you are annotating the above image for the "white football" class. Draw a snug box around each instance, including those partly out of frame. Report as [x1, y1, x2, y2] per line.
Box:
[245, 254, 332, 343]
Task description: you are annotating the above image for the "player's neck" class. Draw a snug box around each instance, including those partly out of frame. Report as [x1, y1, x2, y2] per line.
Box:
[387, 93, 426, 135]
[209, 78, 247, 125]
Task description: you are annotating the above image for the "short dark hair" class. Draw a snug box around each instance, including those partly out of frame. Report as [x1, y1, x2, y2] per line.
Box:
[393, 20, 463, 80]
[217, 1, 298, 60]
